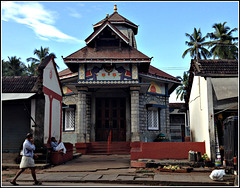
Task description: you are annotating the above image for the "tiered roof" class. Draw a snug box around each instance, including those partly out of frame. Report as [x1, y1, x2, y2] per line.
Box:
[93, 5, 138, 35]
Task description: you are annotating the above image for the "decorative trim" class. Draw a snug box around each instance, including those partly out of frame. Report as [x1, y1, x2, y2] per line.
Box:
[132, 64, 138, 80]
[77, 80, 139, 84]
[146, 104, 167, 109]
[79, 64, 85, 80]
[43, 86, 62, 101]
[130, 86, 141, 91]
[147, 92, 167, 97]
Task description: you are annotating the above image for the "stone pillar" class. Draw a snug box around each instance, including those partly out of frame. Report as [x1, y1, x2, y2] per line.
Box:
[76, 86, 88, 142]
[130, 87, 140, 142]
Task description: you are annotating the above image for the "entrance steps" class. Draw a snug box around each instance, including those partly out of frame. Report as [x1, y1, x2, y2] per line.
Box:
[88, 142, 130, 154]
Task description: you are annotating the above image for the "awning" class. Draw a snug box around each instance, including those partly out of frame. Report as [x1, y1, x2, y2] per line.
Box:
[62, 104, 76, 109]
[211, 78, 238, 100]
[2, 93, 36, 101]
[146, 104, 167, 109]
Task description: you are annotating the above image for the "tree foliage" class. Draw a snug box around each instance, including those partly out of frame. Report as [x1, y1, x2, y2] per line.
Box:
[26, 46, 58, 75]
[176, 71, 189, 101]
[182, 28, 211, 60]
[206, 22, 238, 59]
[2, 56, 28, 76]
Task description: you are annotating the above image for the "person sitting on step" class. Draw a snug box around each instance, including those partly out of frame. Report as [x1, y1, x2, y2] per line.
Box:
[51, 137, 66, 154]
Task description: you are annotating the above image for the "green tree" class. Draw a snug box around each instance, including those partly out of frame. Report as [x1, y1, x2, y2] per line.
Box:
[27, 46, 58, 75]
[207, 22, 238, 59]
[2, 56, 28, 76]
[176, 71, 189, 101]
[182, 28, 211, 60]
[27, 62, 39, 76]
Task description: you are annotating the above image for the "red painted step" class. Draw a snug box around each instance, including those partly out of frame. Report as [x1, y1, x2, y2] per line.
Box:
[87, 142, 130, 154]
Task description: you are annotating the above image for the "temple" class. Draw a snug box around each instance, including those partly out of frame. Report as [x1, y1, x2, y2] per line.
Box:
[59, 5, 180, 153]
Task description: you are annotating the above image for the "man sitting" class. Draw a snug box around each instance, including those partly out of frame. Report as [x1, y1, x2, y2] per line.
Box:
[50, 137, 66, 154]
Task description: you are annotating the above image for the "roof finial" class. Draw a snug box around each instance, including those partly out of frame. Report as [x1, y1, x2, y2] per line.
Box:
[114, 4, 117, 12]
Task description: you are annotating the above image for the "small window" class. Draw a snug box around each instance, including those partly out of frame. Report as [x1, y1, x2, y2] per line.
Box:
[147, 108, 159, 130]
[64, 108, 75, 131]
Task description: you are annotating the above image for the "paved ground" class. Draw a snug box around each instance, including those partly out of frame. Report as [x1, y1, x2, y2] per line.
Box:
[2, 154, 237, 186]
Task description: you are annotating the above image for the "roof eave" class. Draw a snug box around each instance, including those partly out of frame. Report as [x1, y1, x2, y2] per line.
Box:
[139, 73, 181, 84]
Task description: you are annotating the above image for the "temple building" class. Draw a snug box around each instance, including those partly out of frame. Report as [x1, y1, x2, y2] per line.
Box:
[59, 5, 181, 153]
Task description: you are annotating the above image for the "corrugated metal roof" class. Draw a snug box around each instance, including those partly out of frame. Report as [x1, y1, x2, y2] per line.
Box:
[2, 93, 36, 101]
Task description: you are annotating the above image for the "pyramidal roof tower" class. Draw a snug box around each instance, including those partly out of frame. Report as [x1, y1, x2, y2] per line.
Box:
[90, 4, 138, 49]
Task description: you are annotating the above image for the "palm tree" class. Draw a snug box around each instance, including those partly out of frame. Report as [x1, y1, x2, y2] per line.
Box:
[2, 56, 28, 76]
[182, 28, 211, 60]
[176, 71, 189, 101]
[27, 46, 58, 75]
[206, 22, 238, 59]
[27, 62, 39, 76]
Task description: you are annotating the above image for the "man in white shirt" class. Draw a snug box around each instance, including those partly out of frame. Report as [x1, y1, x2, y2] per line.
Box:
[10, 133, 42, 185]
[51, 137, 66, 154]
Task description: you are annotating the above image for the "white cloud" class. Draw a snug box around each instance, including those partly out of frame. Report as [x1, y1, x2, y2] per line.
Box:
[1, 1, 84, 44]
[67, 7, 82, 19]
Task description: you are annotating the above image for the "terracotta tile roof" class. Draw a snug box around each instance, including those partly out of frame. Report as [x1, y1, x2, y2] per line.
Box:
[140, 65, 181, 82]
[63, 46, 151, 61]
[93, 12, 138, 34]
[58, 68, 78, 80]
[2, 76, 38, 93]
[58, 68, 73, 77]
[185, 59, 238, 106]
[191, 59, 238, 76]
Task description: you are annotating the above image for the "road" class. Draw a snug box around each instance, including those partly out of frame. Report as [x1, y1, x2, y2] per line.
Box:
[2, 181, 157, 187]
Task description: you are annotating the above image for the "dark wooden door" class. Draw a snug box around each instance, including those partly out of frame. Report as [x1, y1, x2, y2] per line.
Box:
[96, 98, 126, 141]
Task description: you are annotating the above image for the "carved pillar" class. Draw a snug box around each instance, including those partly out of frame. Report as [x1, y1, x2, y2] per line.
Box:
[130, 86, 140, 142]
[76, 86, 88, 142]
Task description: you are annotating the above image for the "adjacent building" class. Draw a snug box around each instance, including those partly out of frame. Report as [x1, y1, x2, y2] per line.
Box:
[185, 59, 238, 160]
[2, 56, 63, 162]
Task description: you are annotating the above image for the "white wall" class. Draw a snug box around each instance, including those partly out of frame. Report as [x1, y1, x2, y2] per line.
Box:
[42, 59, 62, 144]
[44, 94, 50, 144]
[43, 59, 62, 96]
[51, 98, 61, 141]
[189, 76, 212, 158]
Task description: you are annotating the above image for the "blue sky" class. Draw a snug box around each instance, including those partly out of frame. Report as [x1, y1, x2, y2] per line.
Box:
[1, 1, 239, 102]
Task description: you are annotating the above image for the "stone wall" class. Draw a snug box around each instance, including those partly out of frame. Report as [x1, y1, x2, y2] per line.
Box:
[62, 94, 78, 144]
[86, 94, 91, 142]
[139, 93, 170, 142]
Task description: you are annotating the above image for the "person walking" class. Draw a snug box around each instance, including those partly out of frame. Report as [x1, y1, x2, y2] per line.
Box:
[10, 133, 42, 185]
[51, 137, 66, 154]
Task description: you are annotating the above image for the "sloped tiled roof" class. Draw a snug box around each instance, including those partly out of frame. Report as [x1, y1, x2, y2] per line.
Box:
[63, 46, 151, 61]
[2, 76, 38, 93]
[185, 59, 238, 106]
[58, 68, 73, 77]
[191, 59, 238, 76]
[140, 65, 181, 82]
